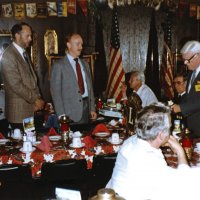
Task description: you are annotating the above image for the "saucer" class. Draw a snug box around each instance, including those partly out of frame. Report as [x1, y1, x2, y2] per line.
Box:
[49, 135, 61, 141]
[20, 147, 36, 153]
[94, 132, 110, 137]
[69, 143, 85, 148]
[0, 139, 9, 144]
[107, 138, 123, 145]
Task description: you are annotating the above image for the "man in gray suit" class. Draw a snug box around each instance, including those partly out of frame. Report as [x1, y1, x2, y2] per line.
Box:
[1, 22, 44, 130]
[50, 33, 97, 124]
[172, 41, 200, 138]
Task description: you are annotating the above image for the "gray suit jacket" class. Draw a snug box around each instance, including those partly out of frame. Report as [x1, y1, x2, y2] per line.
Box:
[1, 44, 40, 123]
[50, 55, 95, 122]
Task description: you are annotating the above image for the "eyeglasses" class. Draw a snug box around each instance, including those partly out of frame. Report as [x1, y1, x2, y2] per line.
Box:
[184, 54, 197, 64]
[173, 81, 184, 85]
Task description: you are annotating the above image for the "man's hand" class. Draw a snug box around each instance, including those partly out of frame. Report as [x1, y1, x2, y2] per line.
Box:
[90, 111, 97, 120]
[171, 104, 181, 113]
[34, 98, 45, 111]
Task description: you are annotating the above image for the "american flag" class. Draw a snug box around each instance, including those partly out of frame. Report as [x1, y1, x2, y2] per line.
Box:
[160, 42, 174, 100]
[106, 6, 125, 103]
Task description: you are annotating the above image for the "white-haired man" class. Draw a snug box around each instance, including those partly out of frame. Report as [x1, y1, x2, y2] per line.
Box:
[125, 70, 158, 107]
[106, 103, 200, 200]
[172, 40, 200, 138]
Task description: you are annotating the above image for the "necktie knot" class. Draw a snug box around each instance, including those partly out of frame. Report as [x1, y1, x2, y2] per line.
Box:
[23, 51, 29, 63]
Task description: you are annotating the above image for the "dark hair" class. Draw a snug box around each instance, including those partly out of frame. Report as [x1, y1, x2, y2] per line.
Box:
[11, 22, 32, 40]
[174, 72, 187, 82]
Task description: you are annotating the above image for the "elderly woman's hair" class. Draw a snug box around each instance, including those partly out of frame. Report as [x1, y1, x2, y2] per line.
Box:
[135, 102, 171, 141]
[180, 40, 200, 54]
[131, 70, 145, 83]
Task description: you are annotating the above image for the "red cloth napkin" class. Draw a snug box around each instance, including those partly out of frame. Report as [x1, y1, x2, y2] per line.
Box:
[47, 127, 59, 136]
[0, 133, 5, 139]
[36, 136, 53, 153]
[92, 123, 110, 135]
[82, 136, 97, 148]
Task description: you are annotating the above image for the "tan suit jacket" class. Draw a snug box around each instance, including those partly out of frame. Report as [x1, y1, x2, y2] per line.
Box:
[1, 44, 40, 123]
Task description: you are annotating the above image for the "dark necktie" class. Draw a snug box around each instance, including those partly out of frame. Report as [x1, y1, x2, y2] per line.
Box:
[23, 51, 34, 76]
[74, 58, 85, 94]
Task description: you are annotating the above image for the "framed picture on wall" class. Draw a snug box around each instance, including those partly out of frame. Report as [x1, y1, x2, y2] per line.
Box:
[0, 31, 12, 59]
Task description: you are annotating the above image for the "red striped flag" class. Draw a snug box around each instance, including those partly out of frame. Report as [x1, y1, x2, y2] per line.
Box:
[106, 6, 125, 103]
[160, 42, 174, 100]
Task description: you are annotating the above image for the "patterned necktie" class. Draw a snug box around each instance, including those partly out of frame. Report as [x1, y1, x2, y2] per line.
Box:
[74, 58, 85, 94]
[23, 51, 34, 77]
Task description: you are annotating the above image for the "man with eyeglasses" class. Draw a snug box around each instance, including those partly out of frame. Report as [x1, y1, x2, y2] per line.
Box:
[172, 40, 200, 138]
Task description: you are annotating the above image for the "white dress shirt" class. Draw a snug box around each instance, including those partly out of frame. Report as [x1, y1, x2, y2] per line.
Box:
[106, 135, 200, 200]
[136, 84, 158, 107]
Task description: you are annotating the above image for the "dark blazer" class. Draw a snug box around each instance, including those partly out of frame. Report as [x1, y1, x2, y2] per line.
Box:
[180, 70, 200, 137]
[50, 55, 95, 122]
[1, 44, 40, 123]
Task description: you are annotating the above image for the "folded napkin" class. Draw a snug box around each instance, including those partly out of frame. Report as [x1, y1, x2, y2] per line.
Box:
[36, 135, 52, 153]
[47, 127, 59, 136]
[92, 123, 110, 135]
[0, 133, 5, 139]
[82, 136, 97, 148]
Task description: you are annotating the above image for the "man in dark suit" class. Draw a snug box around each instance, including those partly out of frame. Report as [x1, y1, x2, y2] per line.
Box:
[50, 33, 97, 124]
[172, 41, 200, 138]
[1, 22, 44, 130]
[172, 73, 187, 127]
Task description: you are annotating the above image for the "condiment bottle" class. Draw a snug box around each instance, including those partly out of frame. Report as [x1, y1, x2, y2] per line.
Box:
[182, 128, 192, 160]
[96, 98, 103, 111]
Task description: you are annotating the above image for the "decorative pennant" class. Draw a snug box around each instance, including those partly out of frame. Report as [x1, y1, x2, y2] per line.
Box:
[127, 0, 132, 5]
[47, 2, 57, 16]
[68, 0, 76, 15]
[117, 0, 125, 6]
[77, 0, 87, 16]
[57, 1, 68, 17]
[178, 1, 189, 18]
[26, 3, 37, 18]
[189, 4, 197, 18]
[108, 0, 114, 9]
[37, 2, 47, 18]
[2, 3, 13, 18]
[197, 6, 200, 20]
[14, 3, 25, 20]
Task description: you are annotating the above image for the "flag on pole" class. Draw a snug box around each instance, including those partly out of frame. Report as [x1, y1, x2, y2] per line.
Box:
[106, 6, 125, 103]
[160, 42, 174, 100]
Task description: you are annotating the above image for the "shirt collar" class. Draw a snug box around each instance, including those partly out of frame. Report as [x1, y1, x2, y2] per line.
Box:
[13, 42, 25, 55]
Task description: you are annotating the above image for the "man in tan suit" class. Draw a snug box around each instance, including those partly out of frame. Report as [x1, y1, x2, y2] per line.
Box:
[1, 22, 44, 130]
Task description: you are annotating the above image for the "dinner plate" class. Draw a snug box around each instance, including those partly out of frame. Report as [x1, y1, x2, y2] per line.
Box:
[69, 143, 85, 148]
[94, 132, 110, 137]
[107, 138, 123, 145]
[49, 135, 61, 141]
[20, 147, 36, 154]
[0, 139, 9, 144]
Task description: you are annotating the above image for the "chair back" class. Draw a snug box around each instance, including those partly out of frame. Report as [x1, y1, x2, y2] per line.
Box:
[0, 164, 32, 182]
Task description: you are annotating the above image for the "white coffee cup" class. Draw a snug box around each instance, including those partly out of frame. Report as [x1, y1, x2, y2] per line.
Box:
[13, 129, 22, 139]
[111, 133, 119, 143]
[22, 141, 33, 152]
[196, 143, 200, 151]
[72, 137, 82, 147]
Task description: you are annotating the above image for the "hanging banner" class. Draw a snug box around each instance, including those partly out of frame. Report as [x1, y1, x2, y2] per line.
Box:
[57, 1, 67, 17]
[2, 3, 13, 18]
[77, 0, 87, 16]
[68, 0, 76, 15]
[37, 2, 47, 18]
[197, 6, 200, 20]
[26, 3, 37, 18]
[47, 2, 57, 16]
[14, 3, 25, 20]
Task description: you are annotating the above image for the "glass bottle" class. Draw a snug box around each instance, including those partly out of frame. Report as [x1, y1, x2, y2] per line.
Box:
[182, 128, 192, 160]
[59, 115, 70, 142]
[96, 98, 103, 111]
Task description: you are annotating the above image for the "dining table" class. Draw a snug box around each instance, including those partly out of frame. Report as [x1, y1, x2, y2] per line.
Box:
[0, 120, 127, 178]
[1, 118, 200, 179]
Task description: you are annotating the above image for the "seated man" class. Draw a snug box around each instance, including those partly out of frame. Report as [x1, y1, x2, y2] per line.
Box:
[121, 70, 158, 107]
[106, 102, 200, 200]
[172, 72, 187, 127]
